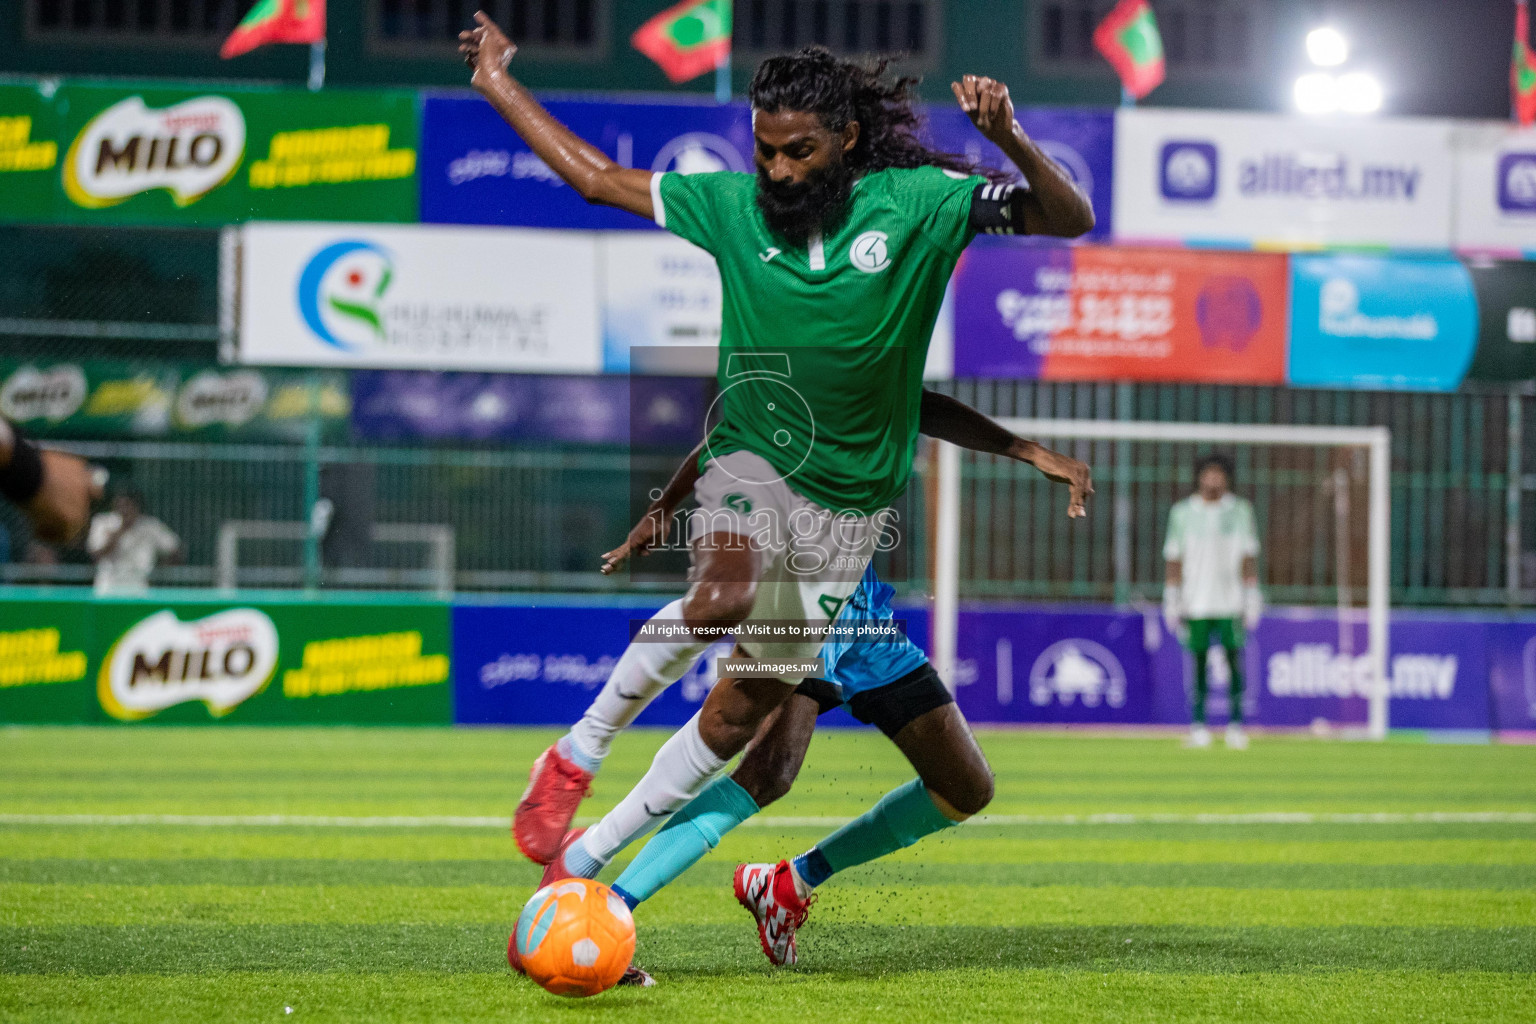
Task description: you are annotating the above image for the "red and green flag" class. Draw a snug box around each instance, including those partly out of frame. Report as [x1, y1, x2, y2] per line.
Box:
[1515, 0, 1536, 126]
[1093, 0, 1165, 100]
[631, 0, 732, 84]
[220, 0, 326, 59]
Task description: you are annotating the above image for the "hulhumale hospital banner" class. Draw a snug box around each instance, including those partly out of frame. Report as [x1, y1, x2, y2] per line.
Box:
[952, 242, 1287, 383]
[236, 222, 602, 372]
[0, 597, 451, 724]
[1113, 108, 1455, 250]
[1287, 254, 1477, 392]
[0, 81, 419, 225]
[418, 96, 1117, 237]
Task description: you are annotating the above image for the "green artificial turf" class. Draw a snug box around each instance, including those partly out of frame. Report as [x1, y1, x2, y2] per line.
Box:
[1, 726, 1533, 1022]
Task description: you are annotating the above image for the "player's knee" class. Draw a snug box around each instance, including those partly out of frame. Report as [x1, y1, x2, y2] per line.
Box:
[733, 762, 795, 808]
[682, 582, 755, 635]
[938, 766, 994, 818]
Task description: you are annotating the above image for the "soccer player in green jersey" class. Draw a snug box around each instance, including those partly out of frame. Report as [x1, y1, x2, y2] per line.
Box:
[1163, 454, 1264, 750]
[459, 14, 1094, 885]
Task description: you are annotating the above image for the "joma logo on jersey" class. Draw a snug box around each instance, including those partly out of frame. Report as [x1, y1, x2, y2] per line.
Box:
[849, 231, 892, 273]
[723, 493, 753, 514]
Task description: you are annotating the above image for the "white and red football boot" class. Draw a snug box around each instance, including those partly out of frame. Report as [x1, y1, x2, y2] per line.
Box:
[733, 860, 815, 966]
[513, 743, 593, 865]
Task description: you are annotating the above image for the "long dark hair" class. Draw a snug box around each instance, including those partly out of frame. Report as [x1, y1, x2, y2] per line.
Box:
[748, 47, 1009, 183]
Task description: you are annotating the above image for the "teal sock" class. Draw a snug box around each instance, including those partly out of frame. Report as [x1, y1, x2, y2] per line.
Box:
[801, 778, 957, 883]
[611, 777, 759, 905]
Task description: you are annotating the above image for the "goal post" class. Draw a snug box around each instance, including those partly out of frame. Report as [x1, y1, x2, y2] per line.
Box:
[932, 419, 1392, 740]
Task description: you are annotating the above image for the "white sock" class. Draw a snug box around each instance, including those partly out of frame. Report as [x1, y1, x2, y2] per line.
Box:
[566, 599, 710, 766]
[580, 712, 728, 866]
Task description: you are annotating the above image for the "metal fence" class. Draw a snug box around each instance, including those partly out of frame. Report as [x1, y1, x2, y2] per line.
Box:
[5, 376, 1536, 608]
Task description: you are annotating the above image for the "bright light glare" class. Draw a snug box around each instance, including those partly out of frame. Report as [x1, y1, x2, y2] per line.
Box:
[1337, 71, 1383, 114]
[1294, 72, 1339, 115]
[1306, 27, 1349, 67]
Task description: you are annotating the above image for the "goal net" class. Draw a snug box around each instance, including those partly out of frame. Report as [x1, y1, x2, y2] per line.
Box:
[930, 420, 1392, 739]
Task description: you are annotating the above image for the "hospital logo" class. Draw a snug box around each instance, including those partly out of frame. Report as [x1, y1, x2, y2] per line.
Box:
[296, 240, 395, 351]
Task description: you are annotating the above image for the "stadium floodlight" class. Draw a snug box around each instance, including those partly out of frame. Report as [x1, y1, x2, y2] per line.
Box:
[1336, 71, 1383, 114]
[1306, 26, 1349, 67]
[1294, 71, 1340, 114]
[932, 420, 1393, 740]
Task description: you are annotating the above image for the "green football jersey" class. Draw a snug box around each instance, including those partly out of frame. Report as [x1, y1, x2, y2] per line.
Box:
[653, 165, 983, 515]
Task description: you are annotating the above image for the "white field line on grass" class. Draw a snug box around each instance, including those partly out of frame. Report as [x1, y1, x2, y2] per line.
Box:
[0, 811, 1533, 829]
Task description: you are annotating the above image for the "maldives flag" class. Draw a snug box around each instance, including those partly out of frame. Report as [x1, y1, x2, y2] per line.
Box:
[1515, 0, 1536, 126]
[220, 0, 326, 59]
[1093, 0, 1165, 100]
[631, 0, 732, 84]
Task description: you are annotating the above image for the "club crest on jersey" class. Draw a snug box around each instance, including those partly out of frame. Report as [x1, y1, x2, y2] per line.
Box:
[849, 231, 892, 274]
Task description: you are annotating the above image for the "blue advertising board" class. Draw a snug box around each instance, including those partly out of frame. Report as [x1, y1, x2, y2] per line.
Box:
[1287, 255, 1478, 392]
[420, 96, 1115, 237]
[350, 372, 710, 445]
[451, 601, 932, 728]
[420, 96, 754, 230]
[924, 106, 1115, 241]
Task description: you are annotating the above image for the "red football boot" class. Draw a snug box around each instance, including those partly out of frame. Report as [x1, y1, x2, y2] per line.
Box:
[539, 827, 591, 888]
[513, 743, 593, 865]
[733, 860, 815, 966]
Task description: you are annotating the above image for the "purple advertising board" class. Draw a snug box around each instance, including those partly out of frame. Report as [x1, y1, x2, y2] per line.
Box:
[350, 372, 710, 446]
[953, 606, 1155, 725]
[420, 96, 1115, 237]
[951, 604, 1497, 731]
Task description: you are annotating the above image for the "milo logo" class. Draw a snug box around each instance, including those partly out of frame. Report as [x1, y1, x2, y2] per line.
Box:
[64, 95, 246, 209]
[98, 608, 278, 721]
[0, 365, 87, 422]
[174, 370, 269, 428]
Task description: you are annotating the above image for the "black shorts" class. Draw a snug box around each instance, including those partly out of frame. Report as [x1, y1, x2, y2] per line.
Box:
[792, 662, 955, 740]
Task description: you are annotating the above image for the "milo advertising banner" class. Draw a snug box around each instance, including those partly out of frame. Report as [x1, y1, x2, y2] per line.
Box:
[0, 360, 349, 440]
[0, 82, 418, 225]
[0, 596, 451, 724]
[0, 83, 61, 217]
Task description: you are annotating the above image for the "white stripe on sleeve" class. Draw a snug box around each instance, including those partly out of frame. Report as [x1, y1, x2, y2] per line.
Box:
[650, 173, 667, 229]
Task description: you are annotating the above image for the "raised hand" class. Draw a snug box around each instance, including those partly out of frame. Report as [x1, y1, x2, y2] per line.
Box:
[1030, 448, 1094, 520]
[600, 505, 674, 576]
[951, 74, 1018, 146]
[458, 10, 517, 90]
[26, 450, 104, 545]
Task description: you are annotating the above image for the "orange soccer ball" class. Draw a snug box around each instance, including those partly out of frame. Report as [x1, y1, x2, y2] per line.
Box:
[510, 878, 636, 997]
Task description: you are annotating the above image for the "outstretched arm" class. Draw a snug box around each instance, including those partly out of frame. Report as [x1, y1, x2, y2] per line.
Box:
[0, 418, 100, 545]
[600, 441, 705, 575]
[459, 11, 655, 219]
[951, 74, 1095, 238]
[919, 390, 1093, 518]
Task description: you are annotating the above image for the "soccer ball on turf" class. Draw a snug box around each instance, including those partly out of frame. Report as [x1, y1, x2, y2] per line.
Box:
[511, 878, 636, 997]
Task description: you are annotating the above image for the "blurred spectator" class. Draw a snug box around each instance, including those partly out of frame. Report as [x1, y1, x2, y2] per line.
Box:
[87, 488, 181, 595]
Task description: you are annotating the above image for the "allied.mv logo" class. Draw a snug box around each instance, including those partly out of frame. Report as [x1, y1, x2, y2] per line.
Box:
[1160, 141, 1218, 202]
[297, 240, 394, 352]
[849, 231, 892, 274]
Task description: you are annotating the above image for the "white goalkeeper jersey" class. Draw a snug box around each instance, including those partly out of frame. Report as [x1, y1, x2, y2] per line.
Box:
[1162, 493, 1259, 619]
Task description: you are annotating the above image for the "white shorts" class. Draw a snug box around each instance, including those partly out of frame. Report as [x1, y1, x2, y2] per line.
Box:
[690, 450, 878, 681]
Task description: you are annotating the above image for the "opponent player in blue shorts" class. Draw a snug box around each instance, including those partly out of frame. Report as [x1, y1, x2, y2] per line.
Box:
[590, 392, 1090, 972]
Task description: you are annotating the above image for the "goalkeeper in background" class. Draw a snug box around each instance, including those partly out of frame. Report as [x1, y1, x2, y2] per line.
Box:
[1162, 453, 1262, 750]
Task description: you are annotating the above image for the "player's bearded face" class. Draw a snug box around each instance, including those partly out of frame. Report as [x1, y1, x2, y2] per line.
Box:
[756, 154, 854, 243]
